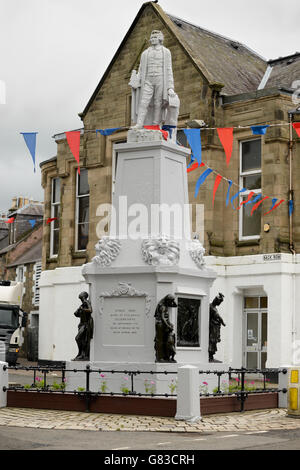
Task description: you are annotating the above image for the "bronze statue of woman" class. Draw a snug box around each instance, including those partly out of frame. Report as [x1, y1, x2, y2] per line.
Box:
[73, 292, 94, 361]
[209, 293, 226, 362]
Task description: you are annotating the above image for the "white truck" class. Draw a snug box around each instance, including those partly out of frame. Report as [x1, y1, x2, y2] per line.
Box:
[0, 281, 27, 365]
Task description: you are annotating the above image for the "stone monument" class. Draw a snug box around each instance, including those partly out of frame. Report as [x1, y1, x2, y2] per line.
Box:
[65, 31, 227, 395]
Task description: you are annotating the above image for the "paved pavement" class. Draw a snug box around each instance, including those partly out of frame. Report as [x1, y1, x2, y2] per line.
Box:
[3, 360, 295, 438]
[0, 407, 299, 434]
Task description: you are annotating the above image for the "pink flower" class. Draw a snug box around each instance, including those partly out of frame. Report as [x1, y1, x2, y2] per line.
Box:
[100, 373, 106, 378]
[203, 382, 208, 386]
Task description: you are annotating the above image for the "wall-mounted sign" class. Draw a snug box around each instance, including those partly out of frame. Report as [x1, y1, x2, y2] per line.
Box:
[263, 254, 281, 262]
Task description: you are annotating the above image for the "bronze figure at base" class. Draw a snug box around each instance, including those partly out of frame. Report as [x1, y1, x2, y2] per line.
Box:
[154, 294, 177, 363]
[72, 292, 94, 361]
[209, 293, 226, 362]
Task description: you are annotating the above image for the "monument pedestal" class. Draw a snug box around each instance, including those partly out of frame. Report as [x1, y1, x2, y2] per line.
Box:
[72, 134, 227, 395]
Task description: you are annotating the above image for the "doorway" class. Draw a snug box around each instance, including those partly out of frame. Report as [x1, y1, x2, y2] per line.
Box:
[244, 296, 268, 369]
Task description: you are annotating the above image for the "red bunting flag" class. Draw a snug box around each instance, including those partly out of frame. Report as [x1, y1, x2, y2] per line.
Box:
[264, 199, 285, 216]
[293, 123, 300, 138]
[237, 191, 255, 210]
[212, 174, 222, 206]
[65, 131, 81, 174]
[5, 217, 15, 224]
[46, 217, 58, 225]
[217, 128, 234, 166]
[144, 125, 168, 141]
[187, 162, 205, 173]
[251, 196, 269, 216]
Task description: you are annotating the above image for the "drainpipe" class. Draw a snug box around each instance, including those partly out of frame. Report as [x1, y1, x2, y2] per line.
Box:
[288, 110, 296, 361]
[288, 111, 296, 256]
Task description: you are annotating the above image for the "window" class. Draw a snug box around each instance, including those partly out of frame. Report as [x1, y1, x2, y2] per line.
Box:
[239, 139, 262, 239]
[176, 130, 189, 148]
[33, 262, 42, 306]
[76, 169, 89, 251]
[16, 265, 24, 283]
[50, 177, 60, 257]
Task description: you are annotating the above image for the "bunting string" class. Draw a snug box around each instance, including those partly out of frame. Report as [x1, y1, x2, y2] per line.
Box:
[16, 120, 298, 218]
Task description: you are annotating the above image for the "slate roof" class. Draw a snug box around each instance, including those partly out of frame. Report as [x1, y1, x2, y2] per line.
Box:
[168, 14, 267, 95]
[9, 202, 44, 217]
[79, 2, 298, 116]
[264, 53, 300, 90]
[6, 239, 42, 267]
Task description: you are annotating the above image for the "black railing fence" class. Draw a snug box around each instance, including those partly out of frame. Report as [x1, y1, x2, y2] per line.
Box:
[2, 364, 288, 412]
[198, 367, 288, 412]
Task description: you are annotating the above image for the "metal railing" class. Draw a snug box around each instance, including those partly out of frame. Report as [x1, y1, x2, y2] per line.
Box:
[3, 364, 178, 411]
[3, 364, 287, 413]
[198, 367, 288, 412]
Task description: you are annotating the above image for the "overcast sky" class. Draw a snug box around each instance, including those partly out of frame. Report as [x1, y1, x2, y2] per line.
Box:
[0, 0, 299, 212]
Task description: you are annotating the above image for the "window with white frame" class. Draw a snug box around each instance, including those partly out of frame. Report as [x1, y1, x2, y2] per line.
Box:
[16, 265, 24, 283]
[76, 169, 89, 251]
[50, 177, 61, 257]
[33, 262, 42, 306]
[239, 139, 262, 239]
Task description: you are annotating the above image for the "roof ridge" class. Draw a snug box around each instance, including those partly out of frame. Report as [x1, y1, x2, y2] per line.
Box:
[268, 52, 300, 64]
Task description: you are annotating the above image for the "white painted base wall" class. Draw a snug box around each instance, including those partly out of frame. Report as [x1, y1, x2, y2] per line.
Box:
[38, 267, 89, 362]
[207, 253, 300, 368]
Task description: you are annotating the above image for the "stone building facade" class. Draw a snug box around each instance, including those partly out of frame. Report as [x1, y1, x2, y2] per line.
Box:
[39, 2, 300, 367]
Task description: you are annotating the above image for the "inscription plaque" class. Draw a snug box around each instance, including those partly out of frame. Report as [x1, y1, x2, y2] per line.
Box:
[103, 297, 145, 346]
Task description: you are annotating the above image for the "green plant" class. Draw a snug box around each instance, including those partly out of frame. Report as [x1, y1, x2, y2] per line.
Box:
[144, 378, 156, 394]
[120, 376, 130, 395]
[99, 373, 108, 393]
[213, 379, 257, 394]
[24, 384, 31, 390]
[34, 377, 45, 389]
[51, 380, 66, 391]
[168, 379, 177, 395]
[77, 387, 85, 392]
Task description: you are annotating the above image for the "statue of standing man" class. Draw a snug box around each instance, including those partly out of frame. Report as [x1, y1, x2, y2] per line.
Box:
[129, 30, 180, 133]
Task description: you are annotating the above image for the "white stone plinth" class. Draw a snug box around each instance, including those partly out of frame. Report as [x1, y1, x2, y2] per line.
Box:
[111, 139, 191, 240]
[175, 365, 201, 422]
[0, 362, 8, 408]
